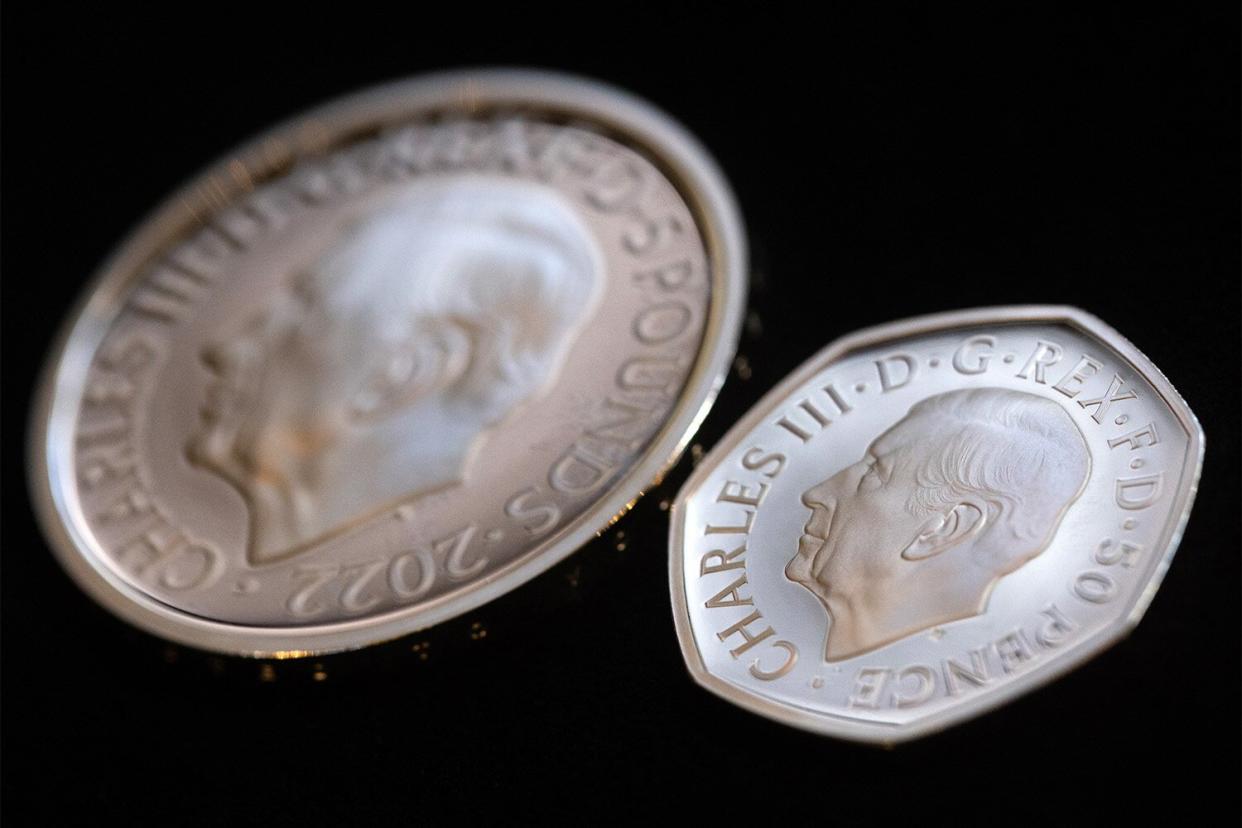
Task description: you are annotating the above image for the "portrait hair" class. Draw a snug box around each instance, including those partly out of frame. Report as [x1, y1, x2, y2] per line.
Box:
[190, 174, 603, 563]
[899, 388, 1091, 574]
[302, 175, 603, 423]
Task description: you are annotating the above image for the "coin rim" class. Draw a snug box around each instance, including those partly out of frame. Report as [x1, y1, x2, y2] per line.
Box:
[29, 69, 748, 656]
[669, 305, 1204, 743]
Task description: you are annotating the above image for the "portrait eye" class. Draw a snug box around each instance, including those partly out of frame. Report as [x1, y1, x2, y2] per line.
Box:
[857, 456, 883, 492]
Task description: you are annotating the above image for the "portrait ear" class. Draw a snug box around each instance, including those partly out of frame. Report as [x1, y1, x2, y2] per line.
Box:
[901, 502, 986, 561]
[348, 322, 473, 422]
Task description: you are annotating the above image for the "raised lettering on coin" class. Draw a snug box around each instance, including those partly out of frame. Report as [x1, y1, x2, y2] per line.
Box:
[670, 307, 1202, 743]
[31, 70, 747, 656]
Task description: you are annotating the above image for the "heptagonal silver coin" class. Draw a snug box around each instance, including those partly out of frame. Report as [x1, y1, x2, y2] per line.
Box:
[670, 306, 1202, 743]
[30, 69, 747, 656]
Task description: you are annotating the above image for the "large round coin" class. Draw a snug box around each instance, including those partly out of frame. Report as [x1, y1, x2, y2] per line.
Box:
[31, 70, 746, 656]
[671, 306, 1202, 742]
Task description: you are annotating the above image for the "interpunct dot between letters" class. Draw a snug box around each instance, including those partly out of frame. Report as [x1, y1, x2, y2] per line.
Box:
[670, 308, 1202, 742]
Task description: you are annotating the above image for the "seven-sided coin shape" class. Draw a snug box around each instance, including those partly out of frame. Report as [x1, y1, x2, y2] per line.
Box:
[30, 69, 747, 656]
[670, 306, 1202, 742]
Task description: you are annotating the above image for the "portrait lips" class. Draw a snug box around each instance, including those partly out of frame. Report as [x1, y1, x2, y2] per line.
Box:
[199, 372, 239, 424]
[789, 502, 834, 588]
[189, 338, 267, 480]
[197, 339, 259, 428]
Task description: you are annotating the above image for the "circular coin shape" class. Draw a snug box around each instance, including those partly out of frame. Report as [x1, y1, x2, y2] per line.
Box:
[671, 306, 1202, 742]
[31, 69, 746, 656]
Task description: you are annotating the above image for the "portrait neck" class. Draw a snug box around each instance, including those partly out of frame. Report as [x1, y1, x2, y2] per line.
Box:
[245, 399, 483, 564]
[822, 559, 993, 661]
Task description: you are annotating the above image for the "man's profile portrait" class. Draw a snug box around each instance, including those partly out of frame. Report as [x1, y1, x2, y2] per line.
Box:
[785, 387, 1090, 661]
[187, 175, 602, 564]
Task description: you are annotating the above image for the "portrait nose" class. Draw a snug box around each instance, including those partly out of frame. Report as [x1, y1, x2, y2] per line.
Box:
[202, 324, 262, 374]
[201, 340, 233, 374]
[801, 476, 838, 510]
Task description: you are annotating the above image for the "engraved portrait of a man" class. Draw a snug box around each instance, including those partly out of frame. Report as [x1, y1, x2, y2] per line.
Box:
[786, 388, 1090, 661]
[187, 176, 602, 564]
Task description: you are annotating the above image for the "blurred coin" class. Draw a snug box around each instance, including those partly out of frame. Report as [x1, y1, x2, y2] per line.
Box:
[31, 69, 746, 656]
[670, 306, 1202, 742]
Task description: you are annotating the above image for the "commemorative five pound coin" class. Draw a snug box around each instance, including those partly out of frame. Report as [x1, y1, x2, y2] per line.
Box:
[30, 70, 746, 656]
[670, 307, 1202, 742]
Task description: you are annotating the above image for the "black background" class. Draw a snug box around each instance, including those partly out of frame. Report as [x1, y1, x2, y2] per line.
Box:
[4, 6, 1239, 825]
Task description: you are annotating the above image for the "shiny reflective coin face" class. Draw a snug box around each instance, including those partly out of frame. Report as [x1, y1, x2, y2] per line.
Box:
[671, 307, 1202, 742]
[31, 70, 746, 656]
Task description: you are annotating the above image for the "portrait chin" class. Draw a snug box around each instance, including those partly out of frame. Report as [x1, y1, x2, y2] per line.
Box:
[187, 174, 603, 565]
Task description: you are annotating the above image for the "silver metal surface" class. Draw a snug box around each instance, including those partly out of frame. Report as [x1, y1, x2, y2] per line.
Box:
[670, 306, 1203, 742]
[31, 69, 748, 656]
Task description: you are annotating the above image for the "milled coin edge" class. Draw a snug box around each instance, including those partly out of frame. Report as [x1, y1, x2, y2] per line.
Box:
[668, 305, 1204, 744]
